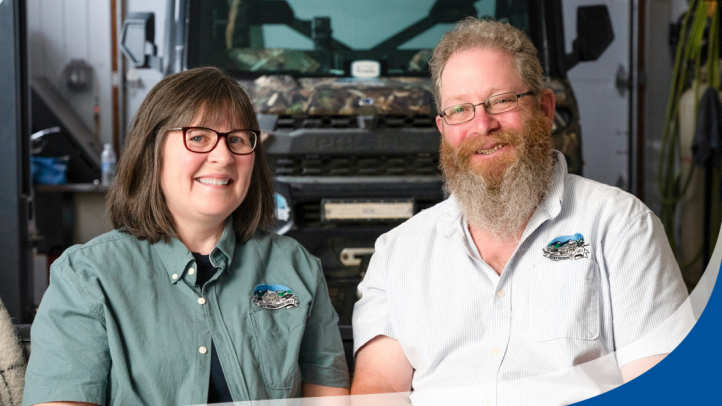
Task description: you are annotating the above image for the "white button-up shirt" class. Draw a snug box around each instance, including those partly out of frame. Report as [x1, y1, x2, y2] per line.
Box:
[353, 151, 689, 397]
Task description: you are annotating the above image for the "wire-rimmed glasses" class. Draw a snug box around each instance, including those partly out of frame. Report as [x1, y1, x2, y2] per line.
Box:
[439, 91, 535, 125]
[169, 127, 259, 155]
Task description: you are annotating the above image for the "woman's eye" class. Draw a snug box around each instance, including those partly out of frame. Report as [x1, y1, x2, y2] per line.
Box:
[228, 136, 245, 145]
[190, 136, 205, 143]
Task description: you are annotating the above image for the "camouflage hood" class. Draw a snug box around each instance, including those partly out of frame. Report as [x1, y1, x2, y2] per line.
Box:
[238, 75, 436, 116]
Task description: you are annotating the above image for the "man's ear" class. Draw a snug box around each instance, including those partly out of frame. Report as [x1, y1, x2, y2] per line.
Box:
[539, 88, 556, 130]
[436, 114, 445, 134]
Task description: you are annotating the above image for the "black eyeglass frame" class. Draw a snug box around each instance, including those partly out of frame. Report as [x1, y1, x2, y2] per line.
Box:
[439, 91, 536, 125]
[168, 126, 260, 155]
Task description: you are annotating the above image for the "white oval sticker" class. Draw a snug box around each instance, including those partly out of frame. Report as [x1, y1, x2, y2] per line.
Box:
[351, 60, 381, 78]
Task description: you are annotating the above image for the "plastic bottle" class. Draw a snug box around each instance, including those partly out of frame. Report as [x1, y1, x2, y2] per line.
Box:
[101, 143, 116, 186]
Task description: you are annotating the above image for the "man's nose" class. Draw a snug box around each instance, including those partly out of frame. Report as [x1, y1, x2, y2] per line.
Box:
[469, 105, 500, 136]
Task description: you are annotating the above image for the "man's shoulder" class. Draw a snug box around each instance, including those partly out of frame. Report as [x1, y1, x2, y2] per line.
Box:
[379, 198, 453, 245]
[563, 173, 651, 218]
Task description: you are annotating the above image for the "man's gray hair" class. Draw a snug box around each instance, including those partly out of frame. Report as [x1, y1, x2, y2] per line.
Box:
[429, 17, 545, 111]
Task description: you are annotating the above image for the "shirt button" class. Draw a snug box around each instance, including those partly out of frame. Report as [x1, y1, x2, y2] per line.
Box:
[497, 290, 505, 297]
[172, 273, 178, 280]
[482, 400, 490, 406]
[492, 348, 501, 355]
[188, 268, 195, 275]
[199, 346, 207, 354]
[198, 297, 206, 305]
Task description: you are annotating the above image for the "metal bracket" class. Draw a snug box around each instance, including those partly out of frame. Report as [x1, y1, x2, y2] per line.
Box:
[340, 248, 375, 266]
[615, 64, 631, 96]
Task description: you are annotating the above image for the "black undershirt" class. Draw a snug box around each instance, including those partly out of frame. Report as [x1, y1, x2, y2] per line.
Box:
[192, 252, 233, 404]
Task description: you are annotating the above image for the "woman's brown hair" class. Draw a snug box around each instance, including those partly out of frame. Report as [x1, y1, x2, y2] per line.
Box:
[107, 67, 276, 243]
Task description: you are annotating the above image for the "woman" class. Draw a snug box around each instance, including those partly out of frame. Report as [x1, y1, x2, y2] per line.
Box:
[23, 67, 350, 406]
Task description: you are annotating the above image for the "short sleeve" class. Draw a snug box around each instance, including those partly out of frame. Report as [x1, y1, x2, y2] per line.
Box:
[352, 234, 396, 355]
[23, 263, 110, 406]
[605, 211, 693, 367]
[297, 258, 350, 388]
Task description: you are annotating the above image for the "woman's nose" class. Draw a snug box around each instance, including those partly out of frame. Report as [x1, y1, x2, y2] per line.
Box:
[208, 136, 235, 164]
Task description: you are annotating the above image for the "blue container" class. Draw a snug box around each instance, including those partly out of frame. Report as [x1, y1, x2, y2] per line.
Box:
[31, 156, 69, 185]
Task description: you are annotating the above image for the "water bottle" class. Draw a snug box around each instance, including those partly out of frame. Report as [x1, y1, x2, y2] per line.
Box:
[101, 143, 116, 186]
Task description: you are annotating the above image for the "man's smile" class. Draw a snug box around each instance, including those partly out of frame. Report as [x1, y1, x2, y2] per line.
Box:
[476, 143, 509, 155]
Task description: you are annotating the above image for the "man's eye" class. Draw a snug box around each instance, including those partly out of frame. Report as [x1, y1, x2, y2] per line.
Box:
[449, 106, 467, 115]
[493, 98, 512, 105]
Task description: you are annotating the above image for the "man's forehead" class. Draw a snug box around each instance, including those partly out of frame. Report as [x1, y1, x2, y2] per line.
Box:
[440, 48, 525, 105]
[444, 87, 508, 103]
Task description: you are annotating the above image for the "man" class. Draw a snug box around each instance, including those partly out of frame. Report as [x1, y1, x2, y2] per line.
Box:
[351, 18, 689, 398]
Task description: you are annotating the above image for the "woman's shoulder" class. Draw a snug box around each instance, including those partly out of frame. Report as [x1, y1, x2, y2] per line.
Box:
[247, 230, 311, 253]
[52, 229, 151, 273]
[243, 231, 321, 274]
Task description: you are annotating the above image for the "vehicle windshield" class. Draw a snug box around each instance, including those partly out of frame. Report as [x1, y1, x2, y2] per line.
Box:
[187, 0, 531, 77]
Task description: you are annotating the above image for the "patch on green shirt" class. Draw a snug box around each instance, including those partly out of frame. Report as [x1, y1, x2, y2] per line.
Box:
[252, 284, 300, 310]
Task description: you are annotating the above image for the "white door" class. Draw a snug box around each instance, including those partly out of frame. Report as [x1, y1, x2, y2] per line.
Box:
[564, 0, 632, 189]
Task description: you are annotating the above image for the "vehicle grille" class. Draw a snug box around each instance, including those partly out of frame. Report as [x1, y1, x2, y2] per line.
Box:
[376, 115, 436, 128]
[276, 115, 360, 129]
[294, 199, 439, 227]
[274, 114, 436, 130]
[269, 153, 440, 176]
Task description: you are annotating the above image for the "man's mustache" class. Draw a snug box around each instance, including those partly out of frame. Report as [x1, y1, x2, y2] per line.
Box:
[447, 129, 522, 158]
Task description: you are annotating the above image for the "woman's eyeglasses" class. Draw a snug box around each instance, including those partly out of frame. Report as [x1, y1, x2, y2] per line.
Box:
[168, 127, 259, 155]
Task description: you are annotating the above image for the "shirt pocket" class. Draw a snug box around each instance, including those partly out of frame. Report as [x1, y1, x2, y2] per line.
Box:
[529, 260, 600, 341]
[249, 304, 308, 390]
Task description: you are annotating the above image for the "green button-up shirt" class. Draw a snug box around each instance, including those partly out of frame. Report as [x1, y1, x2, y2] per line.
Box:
[24, 221, 349, 405]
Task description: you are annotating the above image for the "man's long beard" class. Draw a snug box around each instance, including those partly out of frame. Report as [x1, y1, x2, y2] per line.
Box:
[440, 112, 555, 242]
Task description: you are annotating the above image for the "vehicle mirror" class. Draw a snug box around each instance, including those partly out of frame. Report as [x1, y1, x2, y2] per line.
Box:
[565, 5, 614, 70]
[120, 12, 162, 71]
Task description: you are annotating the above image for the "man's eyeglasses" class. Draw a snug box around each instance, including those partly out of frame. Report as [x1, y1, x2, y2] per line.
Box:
[169, 127, 259, 155]
[439, 91, 535, 125]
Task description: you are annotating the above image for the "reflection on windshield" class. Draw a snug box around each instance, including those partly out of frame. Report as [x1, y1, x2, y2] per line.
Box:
[189, 0, 530, 77]
[229, 49, 321, 73]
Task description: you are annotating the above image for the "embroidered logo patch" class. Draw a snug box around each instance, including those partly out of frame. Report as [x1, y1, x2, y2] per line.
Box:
[252, 284, 299, 310]
[542, 233, 590, 261]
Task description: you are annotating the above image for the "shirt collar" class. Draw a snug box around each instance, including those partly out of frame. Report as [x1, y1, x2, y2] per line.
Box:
[210, 218, 236, 269]
[521, 150, 566, 241]
[154, 218, 237, 284]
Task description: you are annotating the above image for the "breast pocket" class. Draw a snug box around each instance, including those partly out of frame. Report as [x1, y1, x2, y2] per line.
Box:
[529, 260, 600, 341]
[249, 304, 308, 390]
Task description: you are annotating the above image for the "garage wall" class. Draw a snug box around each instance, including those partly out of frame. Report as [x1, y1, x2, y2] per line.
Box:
[563, 0, 632, 190]
[26, 0, 113, 147]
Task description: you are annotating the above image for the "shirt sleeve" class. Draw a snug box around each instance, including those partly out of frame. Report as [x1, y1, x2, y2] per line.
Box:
[352, 233, 396, 355]
[23, 261, 110, 406]
[605, 211, 693, 367]
[297, 257, 350, 388]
